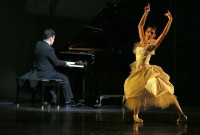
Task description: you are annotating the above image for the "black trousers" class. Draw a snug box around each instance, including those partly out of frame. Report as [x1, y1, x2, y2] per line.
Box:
[49, 72, 74, 103]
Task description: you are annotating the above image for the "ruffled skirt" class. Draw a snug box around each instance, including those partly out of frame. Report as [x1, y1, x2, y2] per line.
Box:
[124, 62, 176, 110]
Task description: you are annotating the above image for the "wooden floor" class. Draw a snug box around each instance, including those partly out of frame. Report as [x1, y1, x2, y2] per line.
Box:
[0, 101, 199, 135]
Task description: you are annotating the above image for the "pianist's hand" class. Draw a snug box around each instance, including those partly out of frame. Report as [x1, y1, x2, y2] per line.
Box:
[66, 61, 75, 65]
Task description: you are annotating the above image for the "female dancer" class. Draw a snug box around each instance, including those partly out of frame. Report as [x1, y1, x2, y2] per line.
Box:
[124, 3, 187, 123]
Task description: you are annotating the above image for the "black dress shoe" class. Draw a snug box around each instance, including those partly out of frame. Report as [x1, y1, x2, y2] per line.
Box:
[43, 102, 48, 107]
[66, 101, 81, 107]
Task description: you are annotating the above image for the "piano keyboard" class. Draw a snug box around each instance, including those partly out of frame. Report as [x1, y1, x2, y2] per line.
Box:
[67, 64, 84, 68]
[66, 61, 87, 68]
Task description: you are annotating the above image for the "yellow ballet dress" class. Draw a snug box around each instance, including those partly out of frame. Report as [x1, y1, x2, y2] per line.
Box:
[124, 42, 176, 110]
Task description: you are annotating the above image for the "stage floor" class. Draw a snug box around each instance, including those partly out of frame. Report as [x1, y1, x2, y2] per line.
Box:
[0, 101, 199, 135]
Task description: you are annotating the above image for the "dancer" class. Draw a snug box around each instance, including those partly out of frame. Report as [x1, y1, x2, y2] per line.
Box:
[124, 3, 187, 123]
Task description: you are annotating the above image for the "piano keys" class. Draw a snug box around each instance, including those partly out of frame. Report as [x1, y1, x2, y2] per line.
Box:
[66, 61, 87, 68]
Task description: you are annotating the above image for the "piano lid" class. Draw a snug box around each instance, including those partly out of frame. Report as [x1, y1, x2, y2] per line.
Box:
[68, 2, 122, 52]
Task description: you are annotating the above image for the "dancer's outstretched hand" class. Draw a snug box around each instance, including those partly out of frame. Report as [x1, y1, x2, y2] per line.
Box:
[165, 11, 173, 20]
[144, 3, 150, 13]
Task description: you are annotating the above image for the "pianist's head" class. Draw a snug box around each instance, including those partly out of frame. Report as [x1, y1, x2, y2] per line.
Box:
[43, 28, 55, 45]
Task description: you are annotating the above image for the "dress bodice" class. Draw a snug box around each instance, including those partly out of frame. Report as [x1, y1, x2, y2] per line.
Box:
[133, 41, 155, 68]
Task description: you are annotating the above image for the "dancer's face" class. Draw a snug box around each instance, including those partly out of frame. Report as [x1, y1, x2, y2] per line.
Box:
[145, 28, 156, 40]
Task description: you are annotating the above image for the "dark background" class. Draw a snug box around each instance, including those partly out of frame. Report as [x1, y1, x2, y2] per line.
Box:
[0, 0, 199, 106]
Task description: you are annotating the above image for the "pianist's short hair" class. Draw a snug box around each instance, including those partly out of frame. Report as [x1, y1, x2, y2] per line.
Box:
[43, 28, 55, 40]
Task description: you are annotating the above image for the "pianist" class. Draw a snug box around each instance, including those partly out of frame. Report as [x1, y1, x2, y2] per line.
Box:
[33, 28, 79, 107]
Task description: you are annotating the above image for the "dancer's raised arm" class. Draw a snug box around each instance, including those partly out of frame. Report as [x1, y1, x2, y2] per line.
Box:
[138, 3, 150, 41]
[153, 11, 173, 49]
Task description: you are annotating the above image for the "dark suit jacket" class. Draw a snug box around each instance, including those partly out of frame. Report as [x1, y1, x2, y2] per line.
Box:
[18, 40, 66, 88]
[33, 40, 66, 78]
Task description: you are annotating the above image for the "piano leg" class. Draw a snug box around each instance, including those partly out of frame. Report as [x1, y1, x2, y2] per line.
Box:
[77, 74, 87, 106]
[93, 74, 103, 108]
[93, 96, 103, 108]
[80, 75, 85, 105]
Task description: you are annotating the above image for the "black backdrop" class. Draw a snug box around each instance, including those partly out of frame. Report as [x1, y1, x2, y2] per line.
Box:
[0, 0, 199, 106]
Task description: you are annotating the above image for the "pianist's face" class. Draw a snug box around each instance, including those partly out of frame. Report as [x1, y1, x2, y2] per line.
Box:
[49, 35, 55, 45]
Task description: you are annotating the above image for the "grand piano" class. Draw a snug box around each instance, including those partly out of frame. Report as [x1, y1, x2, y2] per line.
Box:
[56, 2, 132, 107]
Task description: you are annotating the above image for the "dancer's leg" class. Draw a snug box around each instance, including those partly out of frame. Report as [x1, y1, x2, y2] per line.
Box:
[133, 99, 143, 123]
[173, 98, 187, 122]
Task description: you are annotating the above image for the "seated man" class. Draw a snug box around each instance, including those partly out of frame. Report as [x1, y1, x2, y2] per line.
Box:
[33, 28, 80, 107]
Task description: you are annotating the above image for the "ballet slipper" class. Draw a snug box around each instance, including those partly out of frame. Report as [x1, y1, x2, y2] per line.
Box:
[177, 114, 187, 122]
[133, 115, 144, 123]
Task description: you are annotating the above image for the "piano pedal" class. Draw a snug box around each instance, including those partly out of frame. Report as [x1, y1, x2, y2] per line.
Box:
[78, 99, 85, 106]
[93, 99, 101, 108]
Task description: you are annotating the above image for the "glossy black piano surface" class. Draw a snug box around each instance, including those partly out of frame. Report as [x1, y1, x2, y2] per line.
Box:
[56, 2, 133, 107]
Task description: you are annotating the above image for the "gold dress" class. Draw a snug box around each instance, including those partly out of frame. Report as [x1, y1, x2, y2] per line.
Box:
[124, 41, 176, 110]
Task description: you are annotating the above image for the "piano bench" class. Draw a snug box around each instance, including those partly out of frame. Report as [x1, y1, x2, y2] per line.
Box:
[16, 78, 62, 110]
